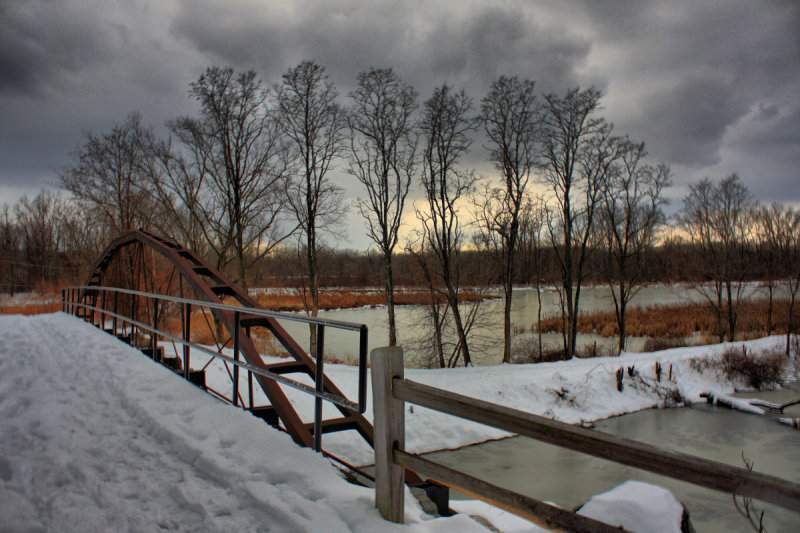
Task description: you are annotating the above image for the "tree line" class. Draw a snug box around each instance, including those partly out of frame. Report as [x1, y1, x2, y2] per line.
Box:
[2, 62, 799, 363]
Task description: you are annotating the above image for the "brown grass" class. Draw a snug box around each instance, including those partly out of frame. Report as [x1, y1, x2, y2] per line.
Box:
[0, 302, 62, 315]
[255, 288, 488, 312]
[0, 289, 61, 315]
[536, 299, 795, 340]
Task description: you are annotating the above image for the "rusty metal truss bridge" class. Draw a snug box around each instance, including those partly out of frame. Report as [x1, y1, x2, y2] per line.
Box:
[62, 230, 373, 457]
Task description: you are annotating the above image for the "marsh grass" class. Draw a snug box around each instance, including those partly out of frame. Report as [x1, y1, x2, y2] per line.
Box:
[535, 299, 795, 341]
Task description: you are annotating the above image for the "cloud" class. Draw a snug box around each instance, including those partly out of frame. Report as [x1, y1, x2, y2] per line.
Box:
[1, 0, 799, 246]
[0, 0, 127, 95]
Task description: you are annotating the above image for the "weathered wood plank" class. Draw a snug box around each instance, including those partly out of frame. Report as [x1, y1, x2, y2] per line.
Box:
[393, 378, 800, 512]
[395, 450, 626, 532]
[372, 347, 406, 522]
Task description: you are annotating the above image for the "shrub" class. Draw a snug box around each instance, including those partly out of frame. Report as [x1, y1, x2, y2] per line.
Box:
[642, 336, 687, 352]
[720, 346, 787, 390]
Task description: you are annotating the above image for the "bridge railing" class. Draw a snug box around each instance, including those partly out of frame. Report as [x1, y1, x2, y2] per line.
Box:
[371, 346, 800, 531]
[62, 285, 368, 452]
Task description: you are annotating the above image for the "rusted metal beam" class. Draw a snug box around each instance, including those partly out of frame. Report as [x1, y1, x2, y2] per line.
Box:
[81, 230, 373, 450]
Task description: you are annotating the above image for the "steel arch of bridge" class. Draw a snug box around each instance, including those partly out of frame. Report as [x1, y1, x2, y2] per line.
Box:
[75, 230, 374, 450]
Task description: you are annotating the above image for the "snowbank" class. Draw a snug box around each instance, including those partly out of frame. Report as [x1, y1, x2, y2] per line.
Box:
[254, 334, 793, 465]
[0, 314, 483, 532]
[577, 480, 686, 533]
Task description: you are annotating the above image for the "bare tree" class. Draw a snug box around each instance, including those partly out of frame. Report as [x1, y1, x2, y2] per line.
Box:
[478, 75, 540, 363]
[142, 135, 209, 255]
[678, 174, 756, 342]
[416, 84, 478, 366]
[14, 191, 70, 287]
[0, 203, 24, 293]
[539, 87, 615, 358]
[59, 112, 157, 236]
[347, 67, 417, 346]
[755, 203, 800, 354]
[517, 196, 548, 356]
[167, 66, 294, 290]
[276, 60, 347, 354]
[599, 139, 670, 353]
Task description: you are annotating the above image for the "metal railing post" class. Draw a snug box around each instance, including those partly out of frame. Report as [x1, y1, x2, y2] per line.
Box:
[130, 293, 137, 346]
[100, 289, 106, 330]
[112, 291, 119, 336]
[151, 298, 158, 360]
[359, 324, 368, 411]
[313, 325, 326, 452]
[183, 302, 191, 379]
[246, 326, 254, 409]
[371, 346, 405, 523]
[233, 311, 240, 407]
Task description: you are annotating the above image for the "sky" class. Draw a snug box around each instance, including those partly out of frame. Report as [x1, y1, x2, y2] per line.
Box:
[1, 0, 799, 249]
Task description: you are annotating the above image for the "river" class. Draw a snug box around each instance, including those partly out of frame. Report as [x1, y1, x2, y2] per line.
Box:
[421, 384, 800, 532]
[275, 284, 788, 366]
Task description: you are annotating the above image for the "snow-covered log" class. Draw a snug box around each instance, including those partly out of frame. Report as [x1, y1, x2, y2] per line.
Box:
[699, 392, 766, 415]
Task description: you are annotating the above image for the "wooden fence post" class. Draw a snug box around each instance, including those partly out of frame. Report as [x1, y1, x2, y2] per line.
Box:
[371, 346, 405, 523]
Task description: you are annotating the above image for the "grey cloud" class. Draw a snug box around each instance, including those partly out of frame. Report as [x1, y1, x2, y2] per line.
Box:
[642, 76, 749, 167]
[0, 1, 124, 95]
[169, 0, 591, 99]
[2, 0, 799, 224]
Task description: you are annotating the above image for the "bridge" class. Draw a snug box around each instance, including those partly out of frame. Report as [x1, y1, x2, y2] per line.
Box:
[63, 229, 373, 458]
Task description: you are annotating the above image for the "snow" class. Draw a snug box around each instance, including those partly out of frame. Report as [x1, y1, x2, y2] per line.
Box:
[263, 335, 793, 465]
[0, 313, 483, 532]
[577, 480, 686, 533]
[1, 312, 794, 532]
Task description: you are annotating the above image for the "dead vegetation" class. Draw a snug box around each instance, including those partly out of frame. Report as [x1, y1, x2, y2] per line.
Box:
[690, 345, 793, 390]
[253, 287, 488, 312]
[535, 299, 796, 344]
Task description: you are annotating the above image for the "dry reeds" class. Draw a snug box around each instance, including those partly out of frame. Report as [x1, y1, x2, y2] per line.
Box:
[536, 299, 796, 340]
[255, 288, 487, 311]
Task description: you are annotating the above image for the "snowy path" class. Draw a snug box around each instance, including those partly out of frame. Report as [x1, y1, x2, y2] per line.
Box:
[0, 314, 481, 532]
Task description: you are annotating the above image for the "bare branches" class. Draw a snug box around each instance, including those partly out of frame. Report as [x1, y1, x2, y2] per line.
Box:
[168, 66, 294, 289]
[538, 87, 611, 358]
[478, 75, 540, 363]
[347, 67, 417, 345]
[415, 84, 478, 366]
[275, 60, 347, 353]
[58, 112, 158, 236]
[678, 174, 756, 341]
[599, 138, 671, 353]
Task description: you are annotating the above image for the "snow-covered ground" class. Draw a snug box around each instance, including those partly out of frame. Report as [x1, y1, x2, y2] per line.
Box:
[0, 313, 483, 532]
[1, 313, 795, 532]
[266, 332, 796, 465]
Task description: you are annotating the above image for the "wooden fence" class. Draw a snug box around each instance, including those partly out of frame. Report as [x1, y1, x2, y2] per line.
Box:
[371, 347, 800, 531]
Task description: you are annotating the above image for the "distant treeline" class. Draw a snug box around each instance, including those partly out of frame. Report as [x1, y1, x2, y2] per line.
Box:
[0, 192, 793, 292]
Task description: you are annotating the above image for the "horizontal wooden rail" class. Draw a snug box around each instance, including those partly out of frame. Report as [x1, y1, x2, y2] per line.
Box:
[394, 378, 800, 513]
[371, 346, 800, 529]
[394, 450, 625, 532]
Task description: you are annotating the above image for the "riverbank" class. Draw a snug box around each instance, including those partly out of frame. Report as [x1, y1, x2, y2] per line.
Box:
[234, 335, 800, 466]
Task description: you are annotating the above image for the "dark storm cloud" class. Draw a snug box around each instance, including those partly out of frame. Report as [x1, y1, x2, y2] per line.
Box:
[643, 76, 750, 167]
[169, 0, 590, 98]
[1, 0, 799, 239]
[0, 1, 121, 95]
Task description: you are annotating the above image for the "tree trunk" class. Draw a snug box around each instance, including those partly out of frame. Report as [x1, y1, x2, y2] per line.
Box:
[446, 285, 471, 366]
[502, 280, 513, 363]
[385, 253, 397, 346]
